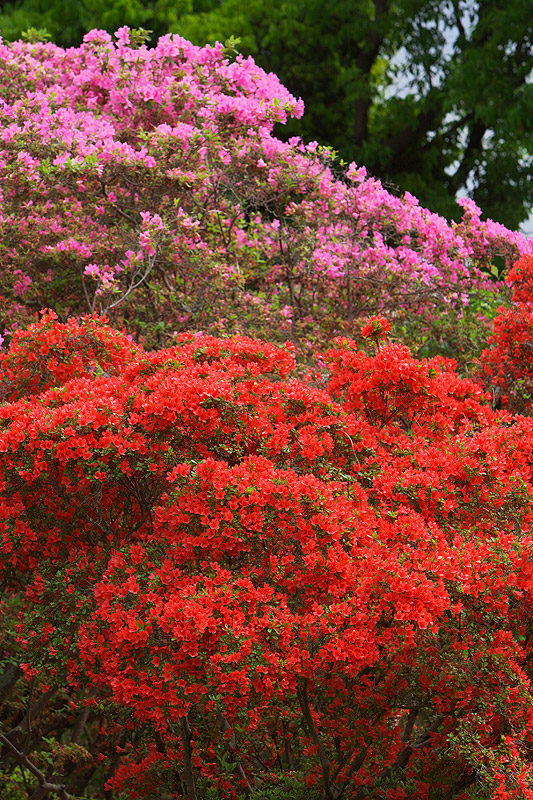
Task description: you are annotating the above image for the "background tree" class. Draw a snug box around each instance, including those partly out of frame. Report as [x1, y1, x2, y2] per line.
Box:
[174, 0, 533, 230]
[0, 0, 190, 46]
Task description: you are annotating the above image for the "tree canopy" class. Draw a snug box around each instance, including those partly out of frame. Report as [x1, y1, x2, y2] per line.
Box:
[175, 0, 533, 230]
[0, 0, 188, 47]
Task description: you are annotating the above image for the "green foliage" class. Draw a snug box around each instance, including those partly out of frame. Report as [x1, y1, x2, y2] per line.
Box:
[174, 0, 533, 230]
[246, 776, 321, 799]
[402, 286, 508, 376]
[0, 766, 28, 800]
[200, 773, 322, 799]
[20, 26, 51, 43]
[0, 0, 193, 47]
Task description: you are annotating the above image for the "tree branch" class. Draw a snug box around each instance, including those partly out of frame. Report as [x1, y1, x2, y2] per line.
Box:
[179, 715, 198, 800]
[297, 677, 334, 800]
[218, 714, 253, 794]
[0, 731, 73, 800]
[446, 120, 487, 195]
[3, 686, 57, 748]
[353, 0, 390, 145]
[377, 714, 447, 784]
[0, 662, 21, 706]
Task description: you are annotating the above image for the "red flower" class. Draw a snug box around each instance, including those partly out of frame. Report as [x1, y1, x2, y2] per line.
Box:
[360, 315, 391, 341]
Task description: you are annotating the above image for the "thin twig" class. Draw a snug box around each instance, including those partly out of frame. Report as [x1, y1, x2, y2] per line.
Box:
[0, 732, 73, 800]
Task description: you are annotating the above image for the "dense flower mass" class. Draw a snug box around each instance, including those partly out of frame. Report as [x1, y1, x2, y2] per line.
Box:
[2, 24, 533, 800]
[3, 314, 533, 798]
[481, 255, 533, 413]
[0, 28, 531, 356]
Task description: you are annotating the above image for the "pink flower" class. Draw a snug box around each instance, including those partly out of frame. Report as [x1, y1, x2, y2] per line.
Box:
[115, 26, 131, 47]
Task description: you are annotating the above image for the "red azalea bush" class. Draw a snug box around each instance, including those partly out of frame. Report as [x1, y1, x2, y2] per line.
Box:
[0, 28, 531, 356]
[481, 255, 533, 413]
[3, 314, 533, 798]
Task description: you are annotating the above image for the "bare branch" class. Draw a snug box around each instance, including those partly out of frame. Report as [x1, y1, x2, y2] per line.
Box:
[0, 731, 73, 800]
[297, 677, 334, 800]
[179, 715, 199, 800]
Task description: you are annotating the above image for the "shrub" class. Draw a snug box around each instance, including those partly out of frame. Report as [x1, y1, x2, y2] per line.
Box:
[481, 255, 533, 413]
[3, 315, 533, 798]
[0, 309, 140, 401]
[0, 29, 530, 357]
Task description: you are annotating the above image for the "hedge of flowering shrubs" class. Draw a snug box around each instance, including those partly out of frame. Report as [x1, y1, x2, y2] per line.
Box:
[3, 313, 533, 798]
[0, 27, 531, 358]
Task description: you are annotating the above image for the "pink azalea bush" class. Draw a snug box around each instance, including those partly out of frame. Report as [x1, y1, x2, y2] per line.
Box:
[0, 27, 531, 355]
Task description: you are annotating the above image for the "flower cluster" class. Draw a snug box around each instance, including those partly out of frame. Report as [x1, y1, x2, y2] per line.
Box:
[3, 314, 533, 798]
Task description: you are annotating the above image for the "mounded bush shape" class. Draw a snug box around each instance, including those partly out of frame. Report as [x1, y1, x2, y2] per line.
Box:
[3, 315, 533, 797]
